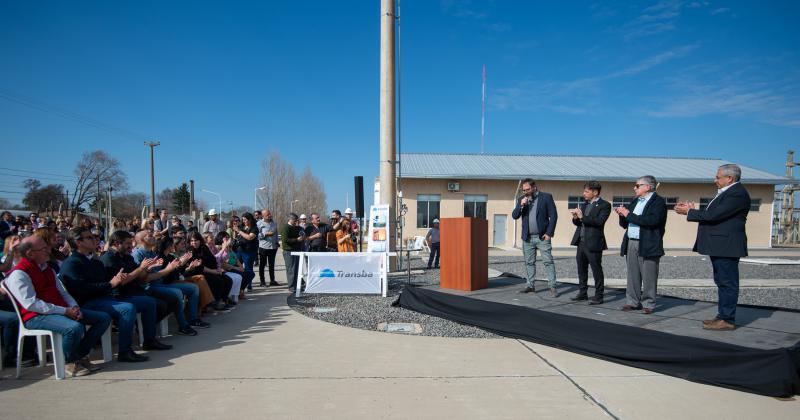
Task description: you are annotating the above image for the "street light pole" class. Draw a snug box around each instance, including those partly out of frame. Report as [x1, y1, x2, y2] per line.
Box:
[202, 189, 222, 216]
[254, 186, 266, 211]
[145, 141, 160, 212]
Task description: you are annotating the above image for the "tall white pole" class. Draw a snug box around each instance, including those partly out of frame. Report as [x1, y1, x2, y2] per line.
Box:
[380, 0, 397, 254]
[481, 64, 486, 154]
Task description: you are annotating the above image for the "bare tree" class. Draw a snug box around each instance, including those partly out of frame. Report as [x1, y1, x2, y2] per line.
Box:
[258, 152, 326, 223]
[296, 166, 327, 218]
[156, 187, 174, 212]
[111, 192, 148, 220]
[71, 150, 128, 214]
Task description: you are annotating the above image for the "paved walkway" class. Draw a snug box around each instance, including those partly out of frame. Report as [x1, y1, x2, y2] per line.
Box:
[1, 260, 798, 419]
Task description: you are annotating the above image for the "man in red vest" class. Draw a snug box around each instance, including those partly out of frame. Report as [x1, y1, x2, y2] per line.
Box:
[4, 236, 111, 377]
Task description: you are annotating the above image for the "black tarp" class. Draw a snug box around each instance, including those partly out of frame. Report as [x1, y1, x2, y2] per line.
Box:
[397, 286, 800, 397]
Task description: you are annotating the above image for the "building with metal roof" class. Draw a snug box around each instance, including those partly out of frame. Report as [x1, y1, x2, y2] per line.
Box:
[399, 153, 787, 184]
[395, 153, 785, 249]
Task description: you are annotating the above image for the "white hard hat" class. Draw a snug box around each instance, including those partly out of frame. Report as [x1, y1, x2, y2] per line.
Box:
[208, 209, 217, 216]
[433, 218, 440, 223]
[300, 214, 307, 219]
[344, 208, 353, 214]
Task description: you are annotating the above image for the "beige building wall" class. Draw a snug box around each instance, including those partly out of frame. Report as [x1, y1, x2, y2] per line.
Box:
[401, 178, 775, 249]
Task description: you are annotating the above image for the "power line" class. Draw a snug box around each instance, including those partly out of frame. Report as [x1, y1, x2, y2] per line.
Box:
[0, 166, 78, 180]
[0, 171, 77, 184]
[0, 88, 150, 141]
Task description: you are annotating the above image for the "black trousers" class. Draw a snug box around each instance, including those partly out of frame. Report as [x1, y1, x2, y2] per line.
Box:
[205, 273, 233, 301]
[576, 242, 604, 298]
[258, 248, 278, 283]
[427, 243, 440, 268]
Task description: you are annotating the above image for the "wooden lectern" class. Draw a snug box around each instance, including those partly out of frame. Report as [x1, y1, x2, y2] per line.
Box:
[440, 217, 488, 291]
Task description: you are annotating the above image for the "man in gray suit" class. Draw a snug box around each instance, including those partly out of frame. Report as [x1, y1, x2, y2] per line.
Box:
[615, 175, 668, 314]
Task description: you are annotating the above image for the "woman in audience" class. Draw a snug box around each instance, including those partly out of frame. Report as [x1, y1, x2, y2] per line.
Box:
[156, 237, 211, 328]
[233, 212, 258, 292]
[336, 219, 357, 252]
[185, 231, 232, 311]
[172, 236, 215, 313]
[215, 232, 244, 303]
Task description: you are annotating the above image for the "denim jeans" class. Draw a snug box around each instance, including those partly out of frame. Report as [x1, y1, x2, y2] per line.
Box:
[1, 309, 19, 361]
[711, 257, 740, 322]
[238, 251, 257, 291]
[162, 282, 199, 322]
[148, 283, 190, 329]
[24, 309, 111, 363]
[522, 236, 557, 289]
[83, 297, 142, 353]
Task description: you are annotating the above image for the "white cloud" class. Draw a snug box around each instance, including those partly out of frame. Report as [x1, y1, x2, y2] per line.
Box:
[646, 61, 800, 127]
[491, 45, 697, 114]
[710, 7, 730, 15]
[621, 0, 684, 40]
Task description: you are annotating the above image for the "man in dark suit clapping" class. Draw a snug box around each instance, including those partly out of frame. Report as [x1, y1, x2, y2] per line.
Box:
[569, 181, 611, 304]
[676, 164, 751, 331]
[615, 175, 668, 314]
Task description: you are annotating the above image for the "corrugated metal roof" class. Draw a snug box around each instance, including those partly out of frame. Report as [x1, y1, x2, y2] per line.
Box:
[398, 153, 787, 184]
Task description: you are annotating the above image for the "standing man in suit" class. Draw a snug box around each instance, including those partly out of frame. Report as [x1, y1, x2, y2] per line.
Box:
[615, 175, 668, 314]
[512, 178, 559, 296]
[675, 164, 751, 331]
[569, 181, 610, 304]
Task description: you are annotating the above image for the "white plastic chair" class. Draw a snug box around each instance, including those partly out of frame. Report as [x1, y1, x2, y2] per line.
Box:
[137, 313, 169, 346]
[0, 281, 66, 380]
[413, 236, 430, 253]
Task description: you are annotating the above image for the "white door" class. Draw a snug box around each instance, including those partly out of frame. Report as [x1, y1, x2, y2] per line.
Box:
[493, 214, 507, 246]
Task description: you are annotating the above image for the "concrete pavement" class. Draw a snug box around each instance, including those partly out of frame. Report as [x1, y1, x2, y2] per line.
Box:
[1, 262, 798, 419]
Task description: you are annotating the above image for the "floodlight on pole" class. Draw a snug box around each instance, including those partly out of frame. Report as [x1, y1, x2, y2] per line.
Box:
[254, 186, 266, 211]
[202, 189, 222, 216]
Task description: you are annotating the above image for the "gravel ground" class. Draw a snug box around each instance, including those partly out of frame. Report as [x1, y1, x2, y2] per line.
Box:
[288, 254, 800, 337]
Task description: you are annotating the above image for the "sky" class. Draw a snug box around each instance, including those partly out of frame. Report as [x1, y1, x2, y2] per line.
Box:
[1, 0, 799, 213]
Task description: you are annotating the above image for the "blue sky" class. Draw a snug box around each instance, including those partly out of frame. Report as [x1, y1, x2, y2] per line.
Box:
[1, 1, 799, 213]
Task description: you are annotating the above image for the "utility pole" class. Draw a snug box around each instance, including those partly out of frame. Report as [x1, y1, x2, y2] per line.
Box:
[379, 0, 397, 262]
[189, 179, 196, 215]
[145, 141, 160, 213]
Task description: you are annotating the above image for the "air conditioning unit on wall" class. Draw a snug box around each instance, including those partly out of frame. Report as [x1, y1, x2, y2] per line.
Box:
[447, 182, 460, 192]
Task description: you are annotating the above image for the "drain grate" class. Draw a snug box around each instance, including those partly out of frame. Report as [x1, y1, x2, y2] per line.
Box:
[377, 322, 422, 334]
[313, 307, 337, 313]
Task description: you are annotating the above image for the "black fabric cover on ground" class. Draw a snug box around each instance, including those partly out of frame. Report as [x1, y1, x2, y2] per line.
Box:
[397, 286, 800, 397]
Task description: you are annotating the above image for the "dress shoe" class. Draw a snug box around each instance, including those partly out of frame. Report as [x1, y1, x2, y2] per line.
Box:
[259, 282, 267, 287]
[78, 357, 102, 372]
[142, 338, 173, 351]
[702, 319, 735, 331]
[269, 281, 280, 286]
[118, 350, 149, 363]
[570, 295, 588, 301]
[641, 308, 654, 314]
[622, 304, 642, 312]
[588, 298, 603, 305]
[519, 287, 535, 294]
[702, 318, 719, 325]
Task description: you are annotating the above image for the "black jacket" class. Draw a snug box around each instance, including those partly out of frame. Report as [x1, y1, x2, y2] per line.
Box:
[570, 198, 611, 251]
[619, 193, 668, 258]
[687, 183, 751, 258]
[512, 191, 558, 241]
[59, 251, 113, 305]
